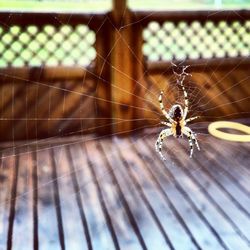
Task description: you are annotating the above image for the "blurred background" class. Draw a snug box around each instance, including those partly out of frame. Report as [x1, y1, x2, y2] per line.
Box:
[0, 0, 250, 11]
[0, 0, 249, 140]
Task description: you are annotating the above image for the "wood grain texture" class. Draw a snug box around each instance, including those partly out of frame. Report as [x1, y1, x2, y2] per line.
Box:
[0, 79, 96, 141]
[0, 131, 249, 250]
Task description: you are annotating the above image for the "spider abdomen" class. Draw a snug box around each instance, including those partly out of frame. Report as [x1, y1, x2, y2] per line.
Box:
[176, 122, 182, 137]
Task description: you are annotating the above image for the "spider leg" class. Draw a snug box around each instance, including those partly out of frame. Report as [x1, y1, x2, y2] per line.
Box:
[155, 128, 173, 160]
[171, 63, 190, 119]
[183, 126, 200, 153]
[159, 91, 175, 124]
[182, 126, 200, 158]
[190, 130, 200, 151]
[180, 81, 189, 119]
[187, 134, 194, 158]
[192, 134, 200, 151]
[161, 121, 172, 127]
[186, 116, 200, 123]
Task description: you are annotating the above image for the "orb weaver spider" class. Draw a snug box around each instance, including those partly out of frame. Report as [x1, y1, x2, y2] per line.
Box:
[155, 65, 200, 160]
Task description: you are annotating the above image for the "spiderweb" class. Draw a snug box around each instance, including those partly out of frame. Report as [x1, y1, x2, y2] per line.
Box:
[0, 1, 250, 249]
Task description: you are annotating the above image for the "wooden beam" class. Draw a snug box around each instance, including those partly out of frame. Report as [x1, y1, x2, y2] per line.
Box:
[110, 0, 145, 134]
[0, 66, 94, 83]
[112, 0, 127, 24]
[0, 12, 105, 29]
[146, 57, 250, 74]
[134, 10, 250, 25]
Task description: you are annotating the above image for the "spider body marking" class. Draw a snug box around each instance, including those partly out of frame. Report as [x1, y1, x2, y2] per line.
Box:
[170, 104, 183, 138]
[155, 67, 200, 160]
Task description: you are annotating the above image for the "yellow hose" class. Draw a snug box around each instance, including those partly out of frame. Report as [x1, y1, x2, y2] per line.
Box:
[208, 121, 250, 142]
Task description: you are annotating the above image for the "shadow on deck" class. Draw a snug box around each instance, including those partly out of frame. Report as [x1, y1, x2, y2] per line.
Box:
[0, 131, 250, 250]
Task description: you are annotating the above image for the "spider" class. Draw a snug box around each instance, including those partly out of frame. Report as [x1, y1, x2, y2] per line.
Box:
[155, 66, 200, 160]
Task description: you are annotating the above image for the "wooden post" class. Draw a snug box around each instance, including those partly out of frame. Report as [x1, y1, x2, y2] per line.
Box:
[95, 0, 146, 135]
[94, 19, 112, 134]
[110, 0, 145, 134]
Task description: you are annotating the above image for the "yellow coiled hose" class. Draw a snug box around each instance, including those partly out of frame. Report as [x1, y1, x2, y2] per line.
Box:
[208, 121, 250, 142]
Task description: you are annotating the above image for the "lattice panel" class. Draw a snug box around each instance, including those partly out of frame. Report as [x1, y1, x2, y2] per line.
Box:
[143, 20, 250, 61]
[0, 24, 96, 67]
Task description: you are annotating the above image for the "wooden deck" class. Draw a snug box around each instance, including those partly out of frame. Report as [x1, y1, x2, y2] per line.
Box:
[0, 132, 250, 250]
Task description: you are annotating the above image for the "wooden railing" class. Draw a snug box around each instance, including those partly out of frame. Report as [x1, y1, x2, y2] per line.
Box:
[136, 10, 250, 72]
[0, 2, 250, 140]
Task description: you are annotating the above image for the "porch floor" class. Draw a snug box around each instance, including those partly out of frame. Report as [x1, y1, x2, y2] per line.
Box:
[0, 131, 250, 250]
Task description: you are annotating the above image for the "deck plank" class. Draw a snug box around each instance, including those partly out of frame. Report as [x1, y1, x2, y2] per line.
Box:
[6, 150, 19, 250]
[12, 149, 33, 250]
[36, 148, 62, 250]
[32, 151, 38, 250]
[0, 151, 15, 250]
